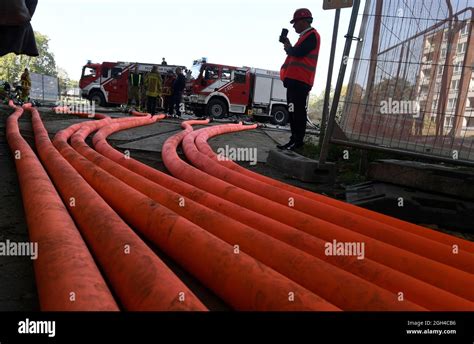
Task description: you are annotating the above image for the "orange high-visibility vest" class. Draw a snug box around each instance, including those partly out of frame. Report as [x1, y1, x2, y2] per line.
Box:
[280, 28, 320, 87]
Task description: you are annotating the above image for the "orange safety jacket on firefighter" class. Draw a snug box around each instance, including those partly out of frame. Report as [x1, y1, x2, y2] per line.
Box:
[280, 28, 320, 87]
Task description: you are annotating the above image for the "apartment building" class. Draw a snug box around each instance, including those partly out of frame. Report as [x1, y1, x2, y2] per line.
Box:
[418, 20, 473, 136]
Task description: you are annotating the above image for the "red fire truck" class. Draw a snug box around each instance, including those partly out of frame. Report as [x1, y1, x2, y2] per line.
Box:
[79, 61, 185, 107]
[185, 59, 289, 125]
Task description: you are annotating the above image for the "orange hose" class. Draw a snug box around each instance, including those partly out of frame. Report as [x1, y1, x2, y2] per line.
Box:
[53, 121, 336, 311]
[130, 110, 153, 116]
[183, 124, 474, 275]
[5, 102, 118, 311]
[90, 118, 474, 310]
[161, 121, 474, 302]
[27, 107, 206, 311]
[196, 124, 474, 254]
[69, 119, 430, 310]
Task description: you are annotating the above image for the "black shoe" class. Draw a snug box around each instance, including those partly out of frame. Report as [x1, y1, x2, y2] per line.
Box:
[277, 141, 293, 150]
[287, 142, 304, 151]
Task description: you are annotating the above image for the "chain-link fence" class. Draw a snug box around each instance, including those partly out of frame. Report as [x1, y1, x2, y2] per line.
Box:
[336, 0, 474, 165]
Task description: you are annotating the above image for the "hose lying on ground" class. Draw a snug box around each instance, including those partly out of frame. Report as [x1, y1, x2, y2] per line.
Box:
[6, 102, 118, 311]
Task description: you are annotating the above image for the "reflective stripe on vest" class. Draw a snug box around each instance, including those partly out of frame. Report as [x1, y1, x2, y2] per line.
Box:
[130, 73, 142, 86]
[280, 28, 320, 87]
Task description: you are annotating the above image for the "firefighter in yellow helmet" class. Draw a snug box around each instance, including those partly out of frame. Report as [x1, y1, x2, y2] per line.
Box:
[20, 68, 31, 102]
[144, 66, 162, 115]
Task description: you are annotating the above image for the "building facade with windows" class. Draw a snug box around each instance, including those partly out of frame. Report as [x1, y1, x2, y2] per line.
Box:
[418, 20, 474, 136]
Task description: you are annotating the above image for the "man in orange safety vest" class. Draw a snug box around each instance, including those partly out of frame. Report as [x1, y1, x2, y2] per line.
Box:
[279, 8, 320, 151]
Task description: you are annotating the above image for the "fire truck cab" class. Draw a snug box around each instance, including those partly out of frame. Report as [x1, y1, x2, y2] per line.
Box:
[79, 61, 185, 107]
[185, 59, 289, 125]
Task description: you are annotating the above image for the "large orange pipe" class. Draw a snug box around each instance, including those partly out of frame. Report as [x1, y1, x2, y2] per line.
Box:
[27, 107, 206, 311]
[161, 121, 474, 301]
[90, 118, 474, 310]
[5, 102, 118, 311]
[130, 109, 152, 117]
[70, 120, 429, 310]
[93, 118, 313, 239]
[195, 124, 474, 254]
[53, 121, 335, 311]
[183, 125, 474, 275]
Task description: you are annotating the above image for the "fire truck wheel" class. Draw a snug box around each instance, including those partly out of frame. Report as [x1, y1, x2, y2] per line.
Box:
[90, 92, 106, 107]
[206, 98, 228, 119]
[270, 105, 289, 126]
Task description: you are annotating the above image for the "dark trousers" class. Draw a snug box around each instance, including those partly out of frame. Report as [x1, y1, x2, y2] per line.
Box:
[286, 85, 310, 145]
[172, 92, 183, 116]
[128, 86, 140, 106]
[164, 95, 173, 114]
[147, 96, 157, 115]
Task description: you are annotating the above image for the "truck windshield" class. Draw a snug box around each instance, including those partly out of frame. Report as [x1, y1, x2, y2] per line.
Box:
[82, 67, 96, 78]
[190, 63, 202, 80]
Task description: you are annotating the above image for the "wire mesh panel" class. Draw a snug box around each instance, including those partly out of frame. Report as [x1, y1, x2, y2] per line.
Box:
[339, 0, 474, 164]
[29, 72, 43, 100]
[30, 72, 59, 102]
[41, 74, 59, 102]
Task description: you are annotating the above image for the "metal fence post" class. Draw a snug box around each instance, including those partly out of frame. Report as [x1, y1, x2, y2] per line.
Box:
[319, 0, 361, 165]
[319, 8, 341, 147]
[42, 74, 45, 102]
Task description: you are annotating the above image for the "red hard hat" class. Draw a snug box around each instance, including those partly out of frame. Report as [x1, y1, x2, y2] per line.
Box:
[290, 8, 313, 24]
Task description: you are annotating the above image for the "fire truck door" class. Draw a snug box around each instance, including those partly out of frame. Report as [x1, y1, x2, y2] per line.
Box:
[107, 67, 128, 104]
[201, 65, 220, 89]
[220, 68, 250, 106]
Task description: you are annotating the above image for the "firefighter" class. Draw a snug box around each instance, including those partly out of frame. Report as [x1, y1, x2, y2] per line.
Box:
[171, 67, 186, 117]
[163, 70, 176, 115]
[144, 66, 162, 115]
[140, 74, 147, 111]
[128, 67, 142, 108]
[278, 8, 320, 151]
[161, 57, 168, 66]
[128, 66, 142, 108]
[20, 68, 31, 102]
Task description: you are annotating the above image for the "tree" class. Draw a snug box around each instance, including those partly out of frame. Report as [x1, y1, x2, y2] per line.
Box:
[0, 31, 57, 83]
[367, 77, 415, 105]
[29, 32, 57, 75]
[308, 90, 325, 122]
[308, 85, 347, 124]
[57, 67, 78, 95]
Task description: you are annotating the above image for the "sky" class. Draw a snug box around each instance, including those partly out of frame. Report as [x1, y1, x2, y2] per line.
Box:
[31, 0, 361, 95]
